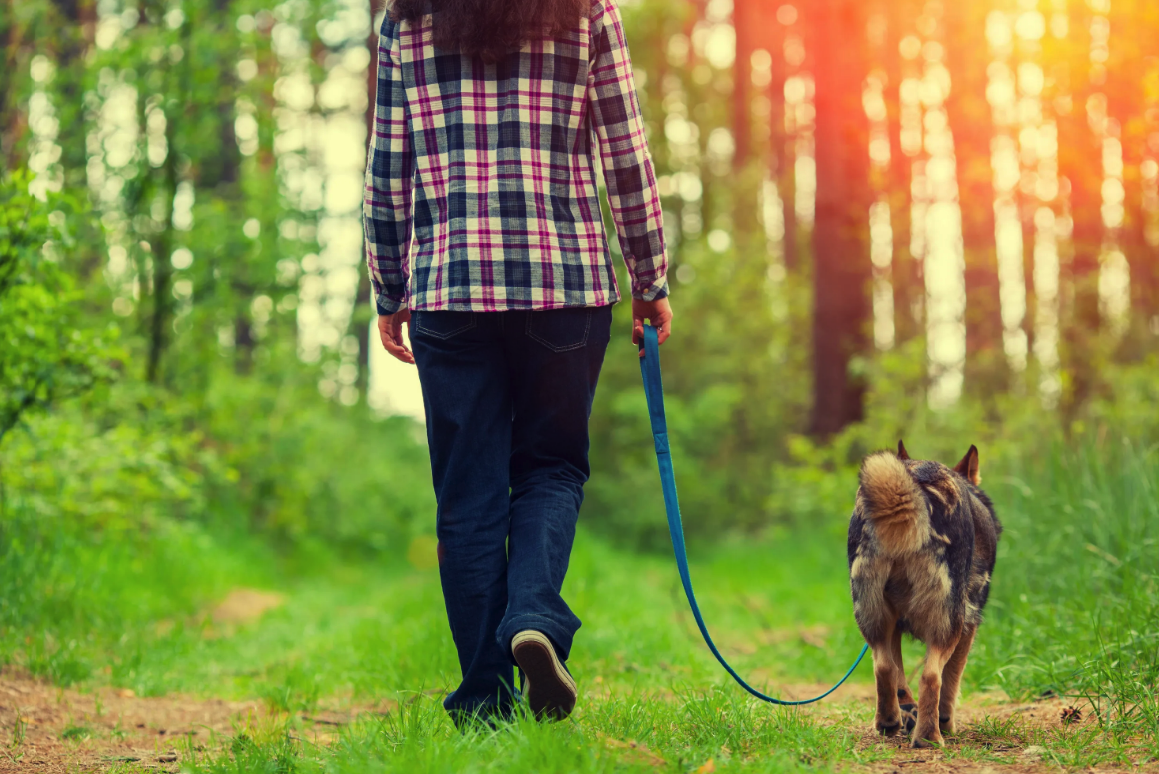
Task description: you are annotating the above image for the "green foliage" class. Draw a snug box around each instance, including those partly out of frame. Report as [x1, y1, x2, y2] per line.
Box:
[193, 362, 436, 553]
[0, 171, 120, 444]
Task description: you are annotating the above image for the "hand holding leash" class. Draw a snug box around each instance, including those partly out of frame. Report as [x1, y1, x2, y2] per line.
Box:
[632, 297, 673, 356]
[638, 323, 867, 705]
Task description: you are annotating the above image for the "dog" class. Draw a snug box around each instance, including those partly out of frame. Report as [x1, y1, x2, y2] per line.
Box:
[847, 441, 1001, 747]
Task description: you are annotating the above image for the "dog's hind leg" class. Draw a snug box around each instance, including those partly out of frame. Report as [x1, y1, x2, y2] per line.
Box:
[872, 617, 903, 736]
[913, 635, 959, 748]
[937, 627, 975, 735]
[890, 625, 916, 733]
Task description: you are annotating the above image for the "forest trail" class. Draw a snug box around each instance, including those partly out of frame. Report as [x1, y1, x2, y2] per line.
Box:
[3, 532, 1154, 774]
[0, 662, 1108, 774]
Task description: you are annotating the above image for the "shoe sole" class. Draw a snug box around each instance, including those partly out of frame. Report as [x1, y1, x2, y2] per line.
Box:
[511, 631, 577, 721]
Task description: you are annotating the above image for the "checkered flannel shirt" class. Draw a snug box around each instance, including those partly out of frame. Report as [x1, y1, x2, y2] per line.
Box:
[363, 0, 669, 314]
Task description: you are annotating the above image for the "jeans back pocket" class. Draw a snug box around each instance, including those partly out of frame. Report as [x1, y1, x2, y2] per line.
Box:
[525, 308, 592, 352]
[414, 310, 477, 340]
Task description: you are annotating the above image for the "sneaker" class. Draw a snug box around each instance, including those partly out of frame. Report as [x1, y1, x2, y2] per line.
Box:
[511, 630, 577, 721]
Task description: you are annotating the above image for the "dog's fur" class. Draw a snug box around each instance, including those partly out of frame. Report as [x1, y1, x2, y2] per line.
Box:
[847, 441, 1001, 748]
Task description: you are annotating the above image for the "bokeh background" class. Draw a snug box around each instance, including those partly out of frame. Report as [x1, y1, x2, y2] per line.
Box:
[2, 0, 1159, 702]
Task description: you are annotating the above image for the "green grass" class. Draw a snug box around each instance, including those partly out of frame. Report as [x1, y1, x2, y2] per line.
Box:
[3, 435, 1159, 772]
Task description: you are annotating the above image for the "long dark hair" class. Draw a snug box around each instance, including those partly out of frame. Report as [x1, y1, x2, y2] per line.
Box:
[390, 0, 590, 63]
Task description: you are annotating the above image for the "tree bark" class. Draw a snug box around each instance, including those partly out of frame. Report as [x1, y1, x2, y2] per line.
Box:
[353, 0, 379, 399]
[1055, 1, 1102, 411]
[768, 14, 798, 271]
[50, 0, 95, 188]
[147, 111, 179, 384]
[810, 0, 872, 437]
[1108, 0, 1157, 335]
[732, 0, 753, 171]
[944, 0, 1005, 391]
[1020, 188, 1037, 358]
[885, 0, 919, 344]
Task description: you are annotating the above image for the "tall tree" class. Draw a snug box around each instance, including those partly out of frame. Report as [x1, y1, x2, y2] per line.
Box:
[944, 0, 1006, 389]
[810, 0, 872, 437]
[732, 0, 754, 171]
[1108, 0, 1157, 338]
[885, 0, 921, 344]
[1054, 0, 1103, 409]
[49, 0, 95, 189]
[144, 0, 188, 384]
[353, 0, 378, 398]
[768, 8, 798, 271]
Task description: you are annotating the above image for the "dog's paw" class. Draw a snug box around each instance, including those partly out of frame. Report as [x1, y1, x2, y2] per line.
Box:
[899, 703, 917, 735]
[875, 717, 902, 737]
[912, 733, 944, 749]
[939, 714, 955, 734]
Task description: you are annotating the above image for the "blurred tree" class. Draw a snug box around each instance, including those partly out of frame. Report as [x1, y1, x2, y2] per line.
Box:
[352, 0, 378, 399]
[885, 0, 922, 344]
[732, 0, 757, 175]
[810, 0, 872, 436]
[1016, 0, 1045, 363]
[1108, 0, 1158, 344]
[944, 0, 1006, 391]
[767, 5, 799, 271]
[1, 0, 32, 163]
[48, 0, 95, 190]
[141, 0, 186, 384]
[1053, 0, 1104, 411]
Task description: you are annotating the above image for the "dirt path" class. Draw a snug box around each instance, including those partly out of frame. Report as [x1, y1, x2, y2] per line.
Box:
[1, 665, 1129, 774]
[0, 665, 405, 773]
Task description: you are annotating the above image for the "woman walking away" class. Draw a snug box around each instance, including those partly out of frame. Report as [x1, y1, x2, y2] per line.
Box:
[364, 0, 672, 727]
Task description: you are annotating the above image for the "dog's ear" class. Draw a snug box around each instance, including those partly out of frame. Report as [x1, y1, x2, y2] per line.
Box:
[897, 440, 910, 460]
[953, 445, 980, 486]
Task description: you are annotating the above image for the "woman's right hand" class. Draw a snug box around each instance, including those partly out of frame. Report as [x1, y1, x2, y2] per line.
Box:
[378, 310, 415, 364]
[632, 297, 673, 355]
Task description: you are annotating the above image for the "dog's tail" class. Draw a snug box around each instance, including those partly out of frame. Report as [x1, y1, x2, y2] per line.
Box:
[858, 451, 929, 555]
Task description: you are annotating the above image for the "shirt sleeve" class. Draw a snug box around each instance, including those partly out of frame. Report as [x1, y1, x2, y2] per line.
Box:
[363, 15, 415, 316]
[586, 0, 669, 302]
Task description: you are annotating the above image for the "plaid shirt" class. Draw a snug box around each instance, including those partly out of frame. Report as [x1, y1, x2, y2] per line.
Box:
[363, 0, 668, 314]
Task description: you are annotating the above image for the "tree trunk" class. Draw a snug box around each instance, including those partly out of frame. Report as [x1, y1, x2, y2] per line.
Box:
[0, 0, 17, 161]
[732, 0, 753, 171]
[885, 0, 919, 344]
[1108, 0, 1156, 339]
[768, 14, 798, 271]
[353, 0, 379, 399]
[810, 0, 871, 437]
[147, 116, 179, 384]
[944, 0, 1005, 392]
[1020, 189, 1037, 358]
[1055, 1, 1102, 411]
[50, 0, 95, 189]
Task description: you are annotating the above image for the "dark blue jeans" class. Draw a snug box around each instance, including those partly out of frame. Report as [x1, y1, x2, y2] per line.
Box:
[410, 305, 613, 720]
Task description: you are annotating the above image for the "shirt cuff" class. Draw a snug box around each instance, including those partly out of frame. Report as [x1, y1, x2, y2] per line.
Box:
[632, 275, 669, 302]
[375, 292, 406, 316]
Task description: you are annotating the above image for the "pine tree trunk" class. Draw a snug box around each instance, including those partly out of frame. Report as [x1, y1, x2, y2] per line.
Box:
[353, 0, 379, 399]
[1020, 190, 1037, 358]
[769, 16, 798, 271]
[810, 0, 871, 437]
[50, 0, 95, 189]
[1109, 0, 1157, 340]
[944, 0, 1005, 391]
[1055, 1, 1102, 412]
[885, 0, 919, 345]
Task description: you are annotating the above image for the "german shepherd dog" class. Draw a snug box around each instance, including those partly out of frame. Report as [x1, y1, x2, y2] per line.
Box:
[847, 441, 1001, 747]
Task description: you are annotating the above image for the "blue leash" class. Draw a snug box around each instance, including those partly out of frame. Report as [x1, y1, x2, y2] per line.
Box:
[637, 324, 868, 705]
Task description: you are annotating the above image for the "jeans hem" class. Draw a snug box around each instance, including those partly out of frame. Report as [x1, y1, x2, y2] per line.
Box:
[497, 613, 579, 665]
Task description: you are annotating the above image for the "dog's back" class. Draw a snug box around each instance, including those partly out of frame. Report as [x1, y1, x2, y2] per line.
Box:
[848, 447, 1001, 650]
